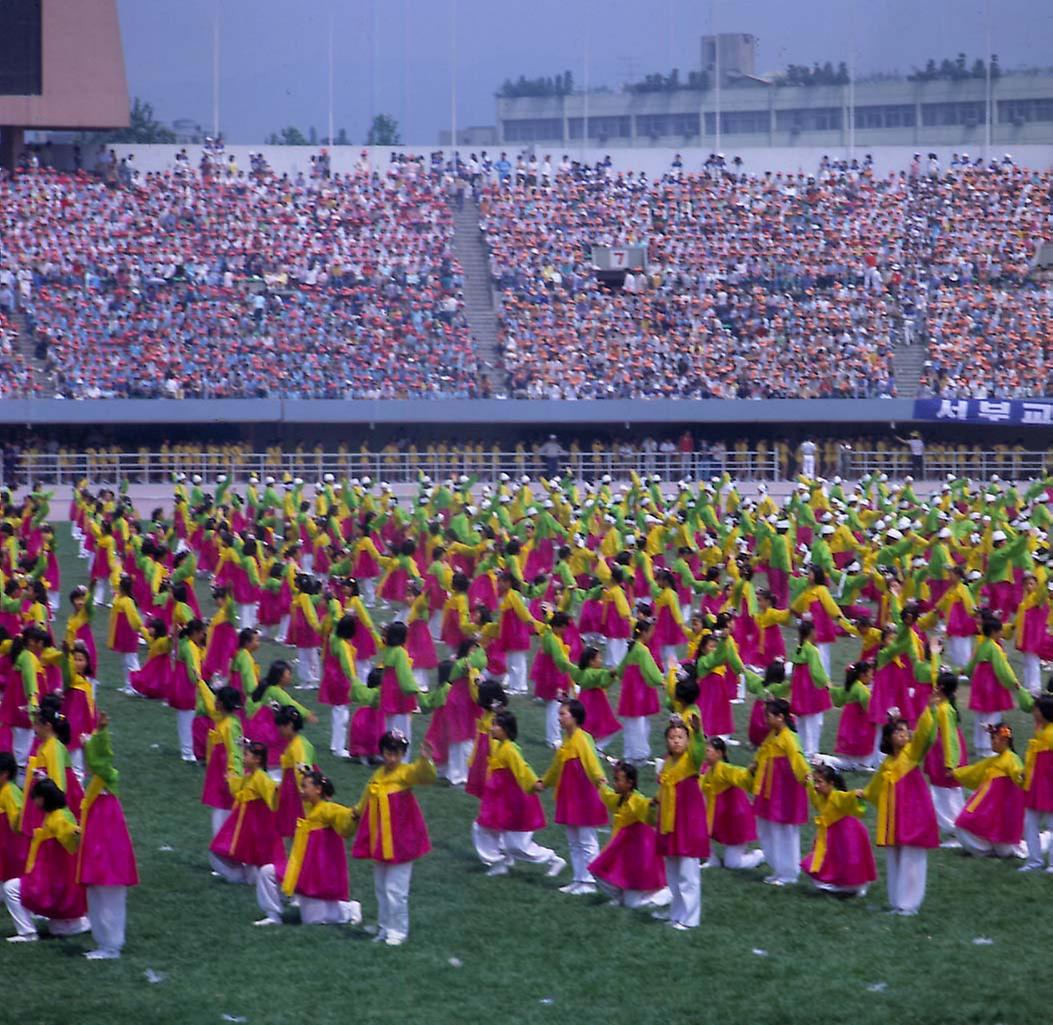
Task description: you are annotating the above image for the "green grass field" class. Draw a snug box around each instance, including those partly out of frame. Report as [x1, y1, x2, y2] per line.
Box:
[4, 527, 1043, 1025]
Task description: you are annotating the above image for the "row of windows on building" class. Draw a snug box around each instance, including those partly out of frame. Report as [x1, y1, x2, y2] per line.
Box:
[501, 98, 1053, 141]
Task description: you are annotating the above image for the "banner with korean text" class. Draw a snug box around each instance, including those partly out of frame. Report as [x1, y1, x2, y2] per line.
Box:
[913, 398, 1053, 427]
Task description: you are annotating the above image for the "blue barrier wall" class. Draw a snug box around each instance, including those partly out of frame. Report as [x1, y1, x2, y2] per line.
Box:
[0, 398, 915, 426]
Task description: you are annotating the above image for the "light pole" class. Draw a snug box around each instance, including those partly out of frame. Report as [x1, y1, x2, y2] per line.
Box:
[211, 4, 221, 138]
[327, 3, 334, 145]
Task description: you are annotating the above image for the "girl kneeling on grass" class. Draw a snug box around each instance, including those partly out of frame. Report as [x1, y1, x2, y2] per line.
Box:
[589, 760, 670, 910]
[254, 770, 361, 929]
[800, 763, 876, 897]
[700, 737, 763, 871]
[951, 722, 1026, 858]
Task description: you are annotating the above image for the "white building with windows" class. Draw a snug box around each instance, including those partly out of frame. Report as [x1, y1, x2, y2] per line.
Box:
[495, 35, 1053, 151]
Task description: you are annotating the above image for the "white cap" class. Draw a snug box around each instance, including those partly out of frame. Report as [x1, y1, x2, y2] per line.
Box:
[776, 520, 790, 529]
[938, 527, 952, 539]
[847, 561, 861, 573]
[624, 534, 637, 546]
[324, 473, 335, 482]
[521, 475, 531, 484]
[991, 530, 1007, 542]
[192, 474, 202, 484]
[968, 570, 982, 581]
[602, 474, 612, 484]
[499, 473, 510, 482]
[821, 524, 835, 535]
[651, 473, 662, 483]
[833, 476, 842, 484]
[905, 475, 914, 483]
[886, 529, 904, 541]
[362, 476, 372, 486]
[294, 477, 303, 486]
[265, 475, 275, 484]
[897, 517, 912, 530]
[217, 474, 227, 484]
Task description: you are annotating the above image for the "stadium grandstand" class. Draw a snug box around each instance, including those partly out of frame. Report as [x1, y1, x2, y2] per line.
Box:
[1, 2, 1052, 474]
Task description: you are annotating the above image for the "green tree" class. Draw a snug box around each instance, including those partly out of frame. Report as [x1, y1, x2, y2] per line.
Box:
[366, 114, 401, 146]
[266, 126, 310, 145]
[334, 127, 350, 145]
[108, 98, 176, 144]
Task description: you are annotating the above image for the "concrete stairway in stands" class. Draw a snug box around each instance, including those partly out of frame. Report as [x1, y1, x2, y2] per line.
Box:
[451, 199, 503, 395]
[11, 308, 57, 394]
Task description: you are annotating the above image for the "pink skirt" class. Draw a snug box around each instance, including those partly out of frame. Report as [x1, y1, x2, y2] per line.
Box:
[753, 757, 808, 825]
[211, 799, 285, 867]
[466, 733, 490, 798]
[617, 664, 660, 718]
[201, 744, 232, 809]
[477, 767, 547, 832]
[79, 793, 139, 886]
[553, 758, 608, 827]
[245, 706, 286, 768]
[790, 662, 832, 717]
[655, 776, 710, 859]
[968, 661, 1015, 714]
[167, 661, 197, 711]
[278, 768, 311, 838]
[406, 620, 438, 670]
[130, 653, 168, 699]
[202, 623, 239, 680]
[955, 775, 1025, 845]
[748, 700, 769, 748]
[531, 650, 571, 702]
[423, 706, 451, 766]
[835, 702, 876, 758]
[590, 821, 667, 892]
[699, 672, 735, 736]
[707, 785, 758, 846]
[318, 648, 351, 707]
[578, 689, 622, 741]
[348, 706, 384, 758]
[61, 689, 97, 751]
[578, 598, 604, 635]
[379, 569, 411, 604]
[801, 816, 876, 888]
[20, 840, 87, 920]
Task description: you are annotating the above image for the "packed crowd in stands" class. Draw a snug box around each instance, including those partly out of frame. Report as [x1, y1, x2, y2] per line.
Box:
[479, 152, 1053, 400]
[1, 146, 1051, 400]
[1, 156, 482, 398]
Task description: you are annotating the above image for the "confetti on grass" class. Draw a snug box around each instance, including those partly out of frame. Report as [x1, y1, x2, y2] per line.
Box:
[221, 1017, 247, 1023]
[866, 982, 888, 993]
[751, 948, 768, 957]
[144, 969, 166, 985]
[448, 957, 463, 968]
[972, 937, 994, 945]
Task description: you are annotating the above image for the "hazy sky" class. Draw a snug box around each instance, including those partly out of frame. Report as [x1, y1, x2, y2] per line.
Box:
[116, 0, 1053, 144]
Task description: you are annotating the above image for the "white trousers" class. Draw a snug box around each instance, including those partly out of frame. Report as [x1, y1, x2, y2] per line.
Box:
[211, 854, 256, 884]
[931, 786, 965, 835]
[412, 668, 430, 693]
[596, 879, 671, 909]
[297, 647, 320, 685]
[605, 638, 629, 669]
[1020, 652, 1041, 695]
[621, 717, 650, 762]
[329, 705, 350, 755]
[255, 863, 356, 925]
[973, 712, 999, 756]
[447, 739, 472, 786]
[13, 727, 33, 768]
[473, 824, 556, 868]
[756, 818, 800, 883]
[718, 844, 765, 870]
[428, 611, 443, 641]
[355, 660, 373, 687]
[797, 713, 823, 758]
[472, 822, 506, 867]
[362, 579, 377, 605]
[885, 845, 927, 914]
[238, 603, 258, 630]
[93, 580, 109, 605]
[277, 615, 291, 642]
[664, 855, 701, 928]
[176, 709, 195, 760]
[87, 885, 127, 954]
[505, 652, 528, 694]
[122, 652, 141, 688]
[373, 862, 413, 941]
[956, 827, 1022, 859]
[947, 635, 973, 669]
[815, 643, 832, 677]
[565, 826, 599, 884]
[3, 878, 89, 937]
[1024, 809, 1053, 868]
[543, 701, 561, 748]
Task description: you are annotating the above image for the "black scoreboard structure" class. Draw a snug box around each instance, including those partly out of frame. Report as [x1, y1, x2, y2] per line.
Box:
[0, 0, 44, 96]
